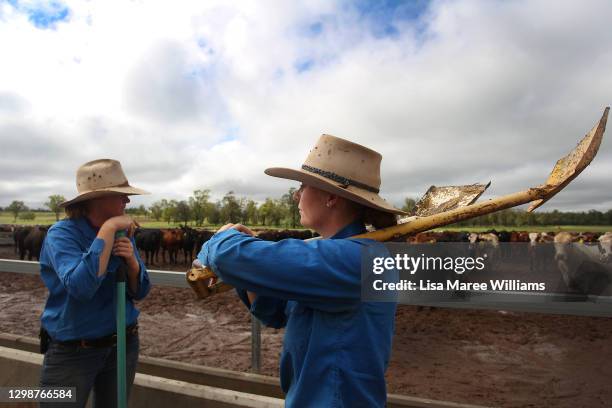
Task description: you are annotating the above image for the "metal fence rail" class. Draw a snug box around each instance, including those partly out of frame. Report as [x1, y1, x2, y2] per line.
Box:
[0, 259, 189, 288]
[2, 258, 612, 316]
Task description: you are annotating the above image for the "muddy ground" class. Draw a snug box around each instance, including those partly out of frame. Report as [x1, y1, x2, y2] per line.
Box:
[1, 245, 611, 408]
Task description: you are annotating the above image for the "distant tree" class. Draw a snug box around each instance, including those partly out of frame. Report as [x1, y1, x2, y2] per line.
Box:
[401, 197, 417, 215]
[45, 194, 66, 221]
[283, 187, 299, 228]
[258, 198, 276, 226]
[162, 200, 178, 224]
[149, 201, 164, 221]
[220, 191, 241, 223]
[7, 200, 27, 222]
[244, 200, 259, 225]
[189, 189, 210, 226]
[207, 202, 221, 225]
[19, 211, 36, 220]
[176, 200, 192, 226]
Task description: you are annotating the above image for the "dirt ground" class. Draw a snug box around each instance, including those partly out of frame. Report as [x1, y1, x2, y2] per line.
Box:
[1, 245, 611, 408]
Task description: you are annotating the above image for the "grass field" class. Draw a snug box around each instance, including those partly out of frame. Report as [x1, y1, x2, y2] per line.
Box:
[0, 212, 300, 230]
[1, 211, 610, 232]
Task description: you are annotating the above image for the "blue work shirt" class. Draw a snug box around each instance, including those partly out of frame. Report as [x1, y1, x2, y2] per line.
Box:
[39, 217, 150, 341]
[198, 221, 396, 407]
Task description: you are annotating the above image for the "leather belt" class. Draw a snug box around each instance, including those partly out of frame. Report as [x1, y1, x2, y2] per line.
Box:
[56, 324, 138, 349]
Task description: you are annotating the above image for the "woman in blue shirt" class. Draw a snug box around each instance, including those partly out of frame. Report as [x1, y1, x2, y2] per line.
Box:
[39, 159, 151, 408]
[198, 135, 406, 407]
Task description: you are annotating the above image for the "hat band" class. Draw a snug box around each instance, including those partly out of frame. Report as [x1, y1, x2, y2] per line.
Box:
[301, 165, 380, 194]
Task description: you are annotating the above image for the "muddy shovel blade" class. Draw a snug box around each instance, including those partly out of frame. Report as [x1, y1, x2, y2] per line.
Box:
[528, 107, 609, 212]
[412, 182, 491, 217]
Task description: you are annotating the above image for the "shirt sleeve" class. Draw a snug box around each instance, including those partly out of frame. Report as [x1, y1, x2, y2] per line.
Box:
[44, 227, 107, 302]
[235, 289, 288, 329]
[198, 229, 374, 312]
[127, 236, 151, 301]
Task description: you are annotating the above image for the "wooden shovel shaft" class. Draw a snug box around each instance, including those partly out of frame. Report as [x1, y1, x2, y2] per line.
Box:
[187, 108, 608, 299]
[187, 185, 555, 298]
[354, 185, 554, 241]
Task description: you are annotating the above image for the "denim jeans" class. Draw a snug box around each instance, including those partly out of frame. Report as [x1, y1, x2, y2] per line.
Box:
[39, 334, 139, 408]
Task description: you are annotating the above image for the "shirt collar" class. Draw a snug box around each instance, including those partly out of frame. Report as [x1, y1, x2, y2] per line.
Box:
[74, 216, 99, 239]
[330, 219, 367, 239]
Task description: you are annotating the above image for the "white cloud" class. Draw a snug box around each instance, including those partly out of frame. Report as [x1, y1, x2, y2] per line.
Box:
[0, 0, 611, 212]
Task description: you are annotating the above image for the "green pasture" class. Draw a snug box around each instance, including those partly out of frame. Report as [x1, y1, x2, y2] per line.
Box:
[1, 211, 610, 232]
[0, 212, 302, 230]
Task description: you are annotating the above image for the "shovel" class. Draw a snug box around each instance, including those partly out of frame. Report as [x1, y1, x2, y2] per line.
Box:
[187, 107, 609, 298]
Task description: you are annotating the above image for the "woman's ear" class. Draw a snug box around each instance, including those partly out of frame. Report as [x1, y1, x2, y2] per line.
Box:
[326, 194, 339, 208]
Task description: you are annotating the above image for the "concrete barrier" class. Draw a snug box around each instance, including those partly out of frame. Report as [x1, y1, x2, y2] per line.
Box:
[0, 346, 283, 408]
[0, 333, 489, 408]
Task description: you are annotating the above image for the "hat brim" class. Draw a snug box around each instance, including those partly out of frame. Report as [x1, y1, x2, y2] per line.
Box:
[265, 167, 407, 215]
[60, 186, 150, 207]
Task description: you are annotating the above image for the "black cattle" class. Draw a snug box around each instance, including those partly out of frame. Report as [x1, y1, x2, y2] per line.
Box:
[134, 228, 162, 266]
[194, 230, 214, 255]
[22, 226, 48, 261]
[497, 231, 512, 259]
[181, 226, 198, 264]
[14, 226, 33, 257]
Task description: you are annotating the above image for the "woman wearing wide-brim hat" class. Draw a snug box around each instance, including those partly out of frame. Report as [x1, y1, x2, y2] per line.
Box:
[39, 159, 151, 408]
[197, 135, 404, 407]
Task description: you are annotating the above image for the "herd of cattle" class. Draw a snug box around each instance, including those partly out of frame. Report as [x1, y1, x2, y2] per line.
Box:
[406, 230, 612, 293]
[5, 226, 612, 290]
[6, 225, 316, 265]
[131, 227, 315, 266]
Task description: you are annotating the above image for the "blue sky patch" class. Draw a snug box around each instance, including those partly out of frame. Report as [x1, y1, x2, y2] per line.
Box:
[5, 0, 70, 29]
[294, 58, 314, 73]
[351, 0, 431, 38]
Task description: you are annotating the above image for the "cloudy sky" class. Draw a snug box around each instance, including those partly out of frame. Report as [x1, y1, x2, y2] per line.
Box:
[1, 0, 611, 212]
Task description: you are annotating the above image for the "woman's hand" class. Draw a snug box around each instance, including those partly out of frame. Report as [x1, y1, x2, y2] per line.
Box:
[113, 237, 139, 271]
[103, 215, 136, 232]
[217, 223, 256, 236]
[216, 224, 258, 303]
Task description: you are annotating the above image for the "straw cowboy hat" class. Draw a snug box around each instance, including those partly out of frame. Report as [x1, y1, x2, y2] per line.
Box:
[265, 134, 407, 215]
[60, 159, 150, 207]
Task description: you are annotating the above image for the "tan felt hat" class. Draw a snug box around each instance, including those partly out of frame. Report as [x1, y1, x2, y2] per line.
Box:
[60, 159, 150, 207]
[265, 134, 406, 215]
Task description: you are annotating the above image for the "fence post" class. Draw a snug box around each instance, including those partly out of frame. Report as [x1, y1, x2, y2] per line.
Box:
[251, 316, 261, 374]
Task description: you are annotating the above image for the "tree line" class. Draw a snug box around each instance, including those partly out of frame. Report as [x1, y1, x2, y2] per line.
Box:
[139, 188, 300, 227]
[2, 194, 612, 227]
[401, 198, 612, 227]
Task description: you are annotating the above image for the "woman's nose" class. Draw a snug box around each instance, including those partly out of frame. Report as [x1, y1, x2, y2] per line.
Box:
[123, 196, 130, 204]
[293, 191, 300, 203]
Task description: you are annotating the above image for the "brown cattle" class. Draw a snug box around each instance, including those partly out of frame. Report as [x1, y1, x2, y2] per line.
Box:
[160, 229, 184, 264]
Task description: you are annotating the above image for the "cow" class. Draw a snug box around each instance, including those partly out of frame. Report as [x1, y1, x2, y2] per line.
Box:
[407, 231, 439, 244]
[523, 232, 556, 273]
[13, 226, 32, 257]
[553, 231, 612, 295]
[22, 226, 48, 261]
[497, 230, 512, 259]
[468, 232, 500, 265]
[194, 230, 215, 255]
[160, 228, 184, 264]
[597, 232, 612, 264]
[134, 228, 162, 266]
[181, 226, 198, 264]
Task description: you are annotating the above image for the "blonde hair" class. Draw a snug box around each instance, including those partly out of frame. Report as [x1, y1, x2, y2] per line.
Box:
[344, 199, 398, 229]
[64, 201, 89, 219]
[362, 207, 398, 229]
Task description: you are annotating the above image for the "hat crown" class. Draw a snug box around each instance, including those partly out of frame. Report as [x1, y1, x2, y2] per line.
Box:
[303, 135, 382, 191]
[76, 159, 129, 193]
